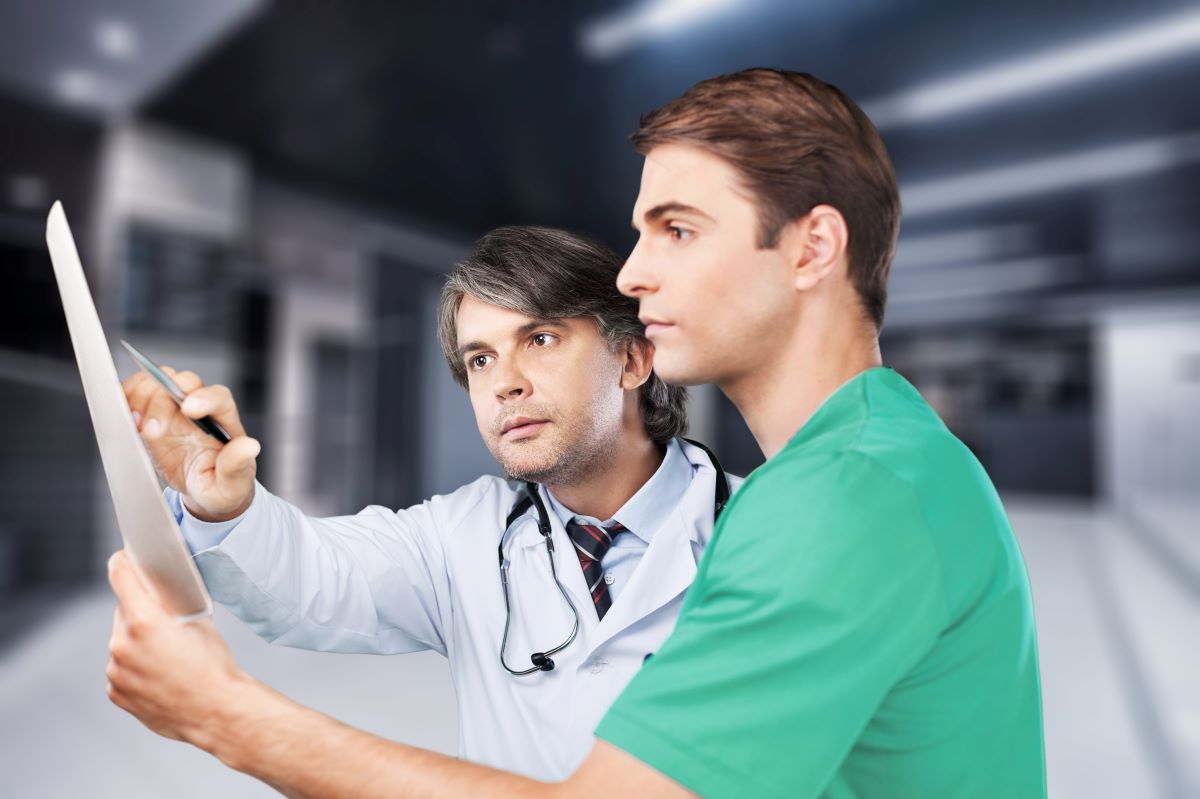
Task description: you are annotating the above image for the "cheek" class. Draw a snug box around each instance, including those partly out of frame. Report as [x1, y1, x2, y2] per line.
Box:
[677, 242, 741, 307]
[555, 349, 622, 413]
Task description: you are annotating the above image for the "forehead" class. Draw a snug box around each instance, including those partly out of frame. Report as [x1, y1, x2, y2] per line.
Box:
[456, 295, 534, 335]
[455, 295, 594, 342]
[633, 143, 752, 219]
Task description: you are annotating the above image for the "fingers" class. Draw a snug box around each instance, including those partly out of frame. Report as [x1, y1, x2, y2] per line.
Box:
[141, 390, 179, 440]
[107, 550, 164, 627]
[163, 367, 203, 393]
[124, 367, 190, 434]
[181, 384, 247, 439]
[108, 603, 144, 683]
[124, 366, 204, 428]
[124, 372, 162, 423]
[128, 366, 247, 443]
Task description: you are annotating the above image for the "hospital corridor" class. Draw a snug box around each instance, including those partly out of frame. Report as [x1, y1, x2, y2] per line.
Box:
[1, 2, 1198, 797]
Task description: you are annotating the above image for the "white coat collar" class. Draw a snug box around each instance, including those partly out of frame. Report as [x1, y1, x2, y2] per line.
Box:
[500, 439, 725, 654]
[506, 438, 716, 552]
[540, 438, 692, 545]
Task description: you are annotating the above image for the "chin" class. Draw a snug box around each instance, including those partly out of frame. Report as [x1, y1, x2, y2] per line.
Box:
[651, 351, 714, 387]
[495, 442, 556, 480]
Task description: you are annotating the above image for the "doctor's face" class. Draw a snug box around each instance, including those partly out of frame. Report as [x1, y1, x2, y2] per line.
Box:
[455, 296, 628, 485]
[618, 143, 797, 388]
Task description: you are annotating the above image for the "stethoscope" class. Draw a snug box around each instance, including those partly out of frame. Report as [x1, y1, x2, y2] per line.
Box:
[498, 438, 731, 676]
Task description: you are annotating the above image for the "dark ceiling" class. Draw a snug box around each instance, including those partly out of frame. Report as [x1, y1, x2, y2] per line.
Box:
[144, 0, 1200, 255]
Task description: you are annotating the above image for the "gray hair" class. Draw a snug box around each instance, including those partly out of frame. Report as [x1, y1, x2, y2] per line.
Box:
[437, 226, 688, 446]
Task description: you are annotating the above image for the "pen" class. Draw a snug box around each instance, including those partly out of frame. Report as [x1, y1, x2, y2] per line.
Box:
[120, 340, 232, 444]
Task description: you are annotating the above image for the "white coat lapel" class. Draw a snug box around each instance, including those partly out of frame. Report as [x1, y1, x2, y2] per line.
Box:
[511, 509, 599, 638]
[585, 468, 715, 655]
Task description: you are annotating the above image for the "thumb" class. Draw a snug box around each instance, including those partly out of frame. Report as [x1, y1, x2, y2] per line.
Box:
[107, 550, 165, 624]
[214, 436, 260, 497]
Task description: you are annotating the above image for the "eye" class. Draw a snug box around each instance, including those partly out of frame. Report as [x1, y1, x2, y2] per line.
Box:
[468, 354, 493, 371]
[667, 224, 694, 242]
[531, 332, 557, 347]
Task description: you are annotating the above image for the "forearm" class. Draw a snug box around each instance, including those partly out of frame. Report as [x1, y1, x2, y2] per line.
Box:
[189, 485, 446, 655]
[107, 550, 683, 799]
[203, 676, 556, 799]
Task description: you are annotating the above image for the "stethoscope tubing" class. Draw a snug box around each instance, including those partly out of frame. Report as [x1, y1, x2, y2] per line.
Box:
[497, 440, 728, 676]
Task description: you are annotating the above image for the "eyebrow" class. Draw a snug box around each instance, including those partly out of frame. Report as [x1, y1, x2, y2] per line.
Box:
[633, 201, 716, 230]
[456, 318, 570, 360]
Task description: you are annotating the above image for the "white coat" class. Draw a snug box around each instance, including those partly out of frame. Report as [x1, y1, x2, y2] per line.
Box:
[177, 439, 739, 780]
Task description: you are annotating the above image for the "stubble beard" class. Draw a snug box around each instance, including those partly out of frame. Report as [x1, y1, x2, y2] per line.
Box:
[499, 424, 616, 487]
[494, 401, 620, 488]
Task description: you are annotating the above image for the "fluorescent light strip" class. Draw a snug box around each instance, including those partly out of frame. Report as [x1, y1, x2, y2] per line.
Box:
[889, 256, 1079, 304]
[581, 0, 739, 60]
[893, 224, 1036, 270]
[865, 10, 1200, 128]
[902, 132, 1200, 218]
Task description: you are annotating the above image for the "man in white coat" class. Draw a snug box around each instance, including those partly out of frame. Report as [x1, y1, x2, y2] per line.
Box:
[117, 225, 735, 780]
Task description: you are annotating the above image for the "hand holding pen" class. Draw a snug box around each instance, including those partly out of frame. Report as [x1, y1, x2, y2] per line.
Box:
[120, 340, 260, 523]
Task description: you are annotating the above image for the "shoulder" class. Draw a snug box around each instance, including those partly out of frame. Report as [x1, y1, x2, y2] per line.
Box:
[422, 474, 519, 528]
[732, 447, 929, 536]
[357, 474, 520, 539]
[704, 444, 945, 608]
[690, 447, 949, 632]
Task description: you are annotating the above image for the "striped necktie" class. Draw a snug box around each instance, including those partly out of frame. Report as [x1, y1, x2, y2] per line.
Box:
[565, 518, 625, 620]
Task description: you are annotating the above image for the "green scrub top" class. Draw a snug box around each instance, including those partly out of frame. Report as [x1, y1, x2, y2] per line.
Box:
[596, 367, 1046, 798]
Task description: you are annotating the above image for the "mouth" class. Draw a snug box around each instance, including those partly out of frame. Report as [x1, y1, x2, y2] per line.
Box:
[500, 417, 550, 439]
[639, 315, 674, 337]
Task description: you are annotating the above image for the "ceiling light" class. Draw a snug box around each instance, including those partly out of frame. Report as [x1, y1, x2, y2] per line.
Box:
[95, 19, 139, 62]
[581, 0, 739, 60]
[56, 69, 106, 105]
[865, 9, 1200, 129]
[901, 132, 1200, 218]
[894, 225, 1036, 271]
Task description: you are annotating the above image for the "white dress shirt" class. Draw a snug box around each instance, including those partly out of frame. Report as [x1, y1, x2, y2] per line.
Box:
[542, 438, 694, 604]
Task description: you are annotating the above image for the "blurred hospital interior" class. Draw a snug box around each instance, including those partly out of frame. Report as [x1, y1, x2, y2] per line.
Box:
[0, 1, 1197, 796]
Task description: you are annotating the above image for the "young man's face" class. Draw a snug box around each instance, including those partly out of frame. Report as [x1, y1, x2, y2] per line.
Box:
[618, 143, 798, 387]
[455, 295, 628, 484]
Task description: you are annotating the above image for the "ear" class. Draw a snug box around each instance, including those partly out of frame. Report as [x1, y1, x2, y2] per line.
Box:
[783, 204, 849, 292]
[620, 337, 655, 391]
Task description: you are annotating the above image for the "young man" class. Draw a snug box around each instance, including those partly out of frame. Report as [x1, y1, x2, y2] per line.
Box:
[114, 225, 735, 780]
[108, 69, 1045, 797]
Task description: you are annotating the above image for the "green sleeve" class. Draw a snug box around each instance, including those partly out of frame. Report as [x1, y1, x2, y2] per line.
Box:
[596, 452, 949, 799]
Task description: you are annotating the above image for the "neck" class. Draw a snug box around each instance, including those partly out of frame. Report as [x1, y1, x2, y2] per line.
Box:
[546, 426, 663, 521]
[721, 300, 882, 460]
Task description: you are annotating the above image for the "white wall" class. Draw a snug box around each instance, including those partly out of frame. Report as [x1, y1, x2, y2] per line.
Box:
[1099, 298, 1200, 554]
[1098, 301, 1200, 525]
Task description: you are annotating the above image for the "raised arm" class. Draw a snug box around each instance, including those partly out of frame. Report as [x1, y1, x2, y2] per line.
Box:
[125, 367, 453, 655]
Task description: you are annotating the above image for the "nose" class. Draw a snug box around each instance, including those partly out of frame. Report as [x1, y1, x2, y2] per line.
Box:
[617, 237, 656, 299]
[492, 358, 531, 402]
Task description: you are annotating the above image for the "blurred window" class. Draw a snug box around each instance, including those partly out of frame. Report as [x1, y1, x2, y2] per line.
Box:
[123, 225, 234, 337]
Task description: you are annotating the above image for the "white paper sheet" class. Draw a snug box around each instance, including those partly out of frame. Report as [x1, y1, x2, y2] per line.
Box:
[45, 201, 211, 620]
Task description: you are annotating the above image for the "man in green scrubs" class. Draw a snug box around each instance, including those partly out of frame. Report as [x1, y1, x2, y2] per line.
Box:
[105, 68, 1045, 798]
[605, 68, 1047, 797]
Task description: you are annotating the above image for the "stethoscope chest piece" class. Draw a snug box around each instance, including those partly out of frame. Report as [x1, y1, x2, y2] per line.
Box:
[498, 483, 580, 676]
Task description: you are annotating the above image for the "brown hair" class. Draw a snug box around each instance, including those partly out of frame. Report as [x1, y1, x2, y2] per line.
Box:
[437, 226, 688, 446]
[632, 68, 901, 329]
